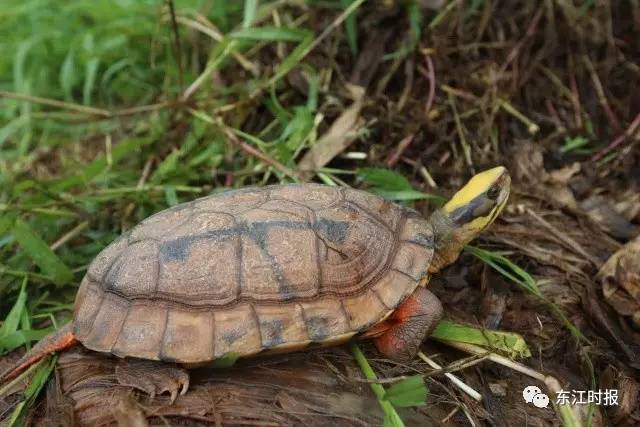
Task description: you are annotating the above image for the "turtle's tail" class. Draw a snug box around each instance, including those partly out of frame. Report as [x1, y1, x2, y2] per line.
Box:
[0, 322, 77, 384]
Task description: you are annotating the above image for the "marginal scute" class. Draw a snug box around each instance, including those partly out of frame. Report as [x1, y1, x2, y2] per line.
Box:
[161, 309, 215, 362]
[112, 303, 167, 359]
[213, 304, 262, 358]
[342, 290, 389, 331]
[372, 269, 416, 309]
[82, 293, 129, 353]
[299, 299, 350, 341]
[73, 278, 103, 340]
[254, 304, 308, 348]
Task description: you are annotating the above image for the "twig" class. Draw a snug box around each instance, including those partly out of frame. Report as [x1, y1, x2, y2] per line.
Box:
[421, 52, 436, 118]
[544, 99, 565, 132]
[266, 0, 366, 88]
[187, 108, 299, 180]
[590, 111, 640, 162]
[0, 91, 111, 117]
[400, 158, 438, 188]
[122, 156, 155, 223]
[351, 353, 488, 384]
[183, 40, 239, 101]
[501, 5, 543, 72]
[443, 341, 545, 381]
[526, 208, 600, 266]
[239, 138, 297, 178]
[429, 0, 460, 29]
[166, 0, 184, 90]
[417, 352, 483, 402]
[498, 98, 539, 135]
[440, 84, 477, 102]
[444, 341, 585, 426]
[568, 57, 583, 130]
[50, 221, 89, 251]
[227, 132, 300, 182]
[111, 102, 171, 117]
[448, 93, 473, 168]
[582, 55, 621, 132]
[386, 134, 415, 168]
[175, 15, 258, 76]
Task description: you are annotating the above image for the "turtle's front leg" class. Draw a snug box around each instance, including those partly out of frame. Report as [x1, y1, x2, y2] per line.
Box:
[115, 358, 190, 403]
[373, 287, 443, 361]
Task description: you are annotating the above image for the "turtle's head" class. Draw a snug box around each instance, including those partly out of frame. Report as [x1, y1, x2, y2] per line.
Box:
[429, 166, 510, 273]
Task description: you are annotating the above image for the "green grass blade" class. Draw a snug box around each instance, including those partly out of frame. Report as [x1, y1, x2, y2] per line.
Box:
[12, 220, 73, 285]
[0, 277, 28, 340]
[431, 320, 531, 358]
[0, 328, 52, 355]
[268, 34, 314, 86]
[230, 27, 312, 42]
[6, 355, 58, 427]
[242, 0, 258, 28]
[60, 50, 77, 101]
[466, 245, 587, 342]
[383, 375, 428, 407]
[465, 245, 542, 296]
[357, 167, 413, 190]
[341, 0, 358, 55]
[406, 0, 422, 48]
[83, 58, 99, 105]
[371, 189, 444, 202]
[349, 342, 406, 427]
[50, 137, 153, 191]
[212, 352, 240, 368]
[356, 168, 443, 202]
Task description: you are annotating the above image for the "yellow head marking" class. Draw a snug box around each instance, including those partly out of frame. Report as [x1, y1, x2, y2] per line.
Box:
[442, 166, 510, 238]
[444, 166, 507, 214]
[429, 167, 510, 273]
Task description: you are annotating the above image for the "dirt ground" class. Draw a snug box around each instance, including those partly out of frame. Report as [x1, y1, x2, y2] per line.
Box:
[1, 1, 640, 426]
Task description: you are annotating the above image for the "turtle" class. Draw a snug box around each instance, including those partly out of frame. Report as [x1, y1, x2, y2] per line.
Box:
[1, 166, 510, 402]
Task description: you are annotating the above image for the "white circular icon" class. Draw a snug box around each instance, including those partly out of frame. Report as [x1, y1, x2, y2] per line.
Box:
[523, 385, 542, 403]
[532, 393, 550, 408]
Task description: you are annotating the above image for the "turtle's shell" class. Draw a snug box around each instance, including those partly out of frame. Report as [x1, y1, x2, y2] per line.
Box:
[73, 184, 434, 363]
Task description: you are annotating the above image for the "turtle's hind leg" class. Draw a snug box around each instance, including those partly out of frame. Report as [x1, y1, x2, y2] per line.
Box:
[373, 287, 443, 361]
[0, 322, 77, 383]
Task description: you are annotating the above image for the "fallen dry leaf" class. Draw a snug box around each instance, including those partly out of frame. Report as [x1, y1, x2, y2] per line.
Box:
[298, 84, 366, 178]
[598, 234, 640, 331]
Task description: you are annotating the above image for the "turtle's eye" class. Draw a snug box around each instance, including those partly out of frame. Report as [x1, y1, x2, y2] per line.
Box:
[486, 185, 500, 200]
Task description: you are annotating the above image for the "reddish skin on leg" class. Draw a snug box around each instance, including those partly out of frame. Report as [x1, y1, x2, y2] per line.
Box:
[372, 287, 443, 362]
[0, 323, 77, 383]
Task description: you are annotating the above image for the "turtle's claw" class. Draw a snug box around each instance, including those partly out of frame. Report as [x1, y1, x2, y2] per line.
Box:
[115, 359, 190, 404]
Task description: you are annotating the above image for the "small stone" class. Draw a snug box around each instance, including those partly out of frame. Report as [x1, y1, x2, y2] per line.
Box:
[489, 382, 507, 397]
